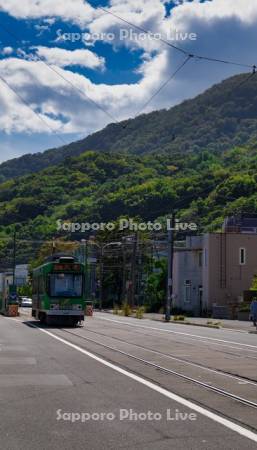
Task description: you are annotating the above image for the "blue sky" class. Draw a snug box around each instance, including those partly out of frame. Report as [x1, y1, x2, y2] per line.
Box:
[0, 0, 257, 162]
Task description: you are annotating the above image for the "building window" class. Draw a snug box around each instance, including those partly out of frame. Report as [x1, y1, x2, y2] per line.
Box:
[239, 247, 246, 265]
[184, 280, 191, 303]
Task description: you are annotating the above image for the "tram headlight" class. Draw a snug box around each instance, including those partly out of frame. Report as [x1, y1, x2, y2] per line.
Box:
[50, 304, 59, 310]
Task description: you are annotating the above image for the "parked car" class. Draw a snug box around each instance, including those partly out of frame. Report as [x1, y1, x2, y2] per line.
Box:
[20, 297, 32, 308]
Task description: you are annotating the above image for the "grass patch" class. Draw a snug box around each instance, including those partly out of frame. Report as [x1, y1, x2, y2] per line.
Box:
[122, 303, 132, 317]
[135, 306, 145, 319]
[173, 315, 185, 321]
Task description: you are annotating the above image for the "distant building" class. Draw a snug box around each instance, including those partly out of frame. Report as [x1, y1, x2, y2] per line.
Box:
[0, 265, 28, 295]
[173, 236, 203, 315]
[173, 216, 257, 318]
[15, 264, 29, 287]
[0, 270, 14, 312]
[223, 214, 257, 234]
[202, 232, 257, 317]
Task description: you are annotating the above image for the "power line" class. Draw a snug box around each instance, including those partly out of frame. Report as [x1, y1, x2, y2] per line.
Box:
[0, 74, 68, 146]
[132, 54, 193, 118]
[0, 22, 120, 125]
[96, 5, 188, 56]
[0, 7, 255, 137]
[95, 4, 254, 69]
[229, 66, 257, 93]
[193, 54, 252, 69]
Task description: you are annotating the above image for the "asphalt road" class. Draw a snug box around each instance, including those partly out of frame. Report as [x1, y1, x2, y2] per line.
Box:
[1, 311, 257, 449]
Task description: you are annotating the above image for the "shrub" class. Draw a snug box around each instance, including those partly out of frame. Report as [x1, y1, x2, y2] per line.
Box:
[135, 306, 145, 319]
[122, 303, 132, 317]
[238, 302, 250, 312]
[173, 315, 185, 321]
[113, 305, 119, 315]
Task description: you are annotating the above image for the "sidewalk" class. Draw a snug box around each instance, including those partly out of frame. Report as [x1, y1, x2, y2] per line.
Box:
[144, 313, 256, 332]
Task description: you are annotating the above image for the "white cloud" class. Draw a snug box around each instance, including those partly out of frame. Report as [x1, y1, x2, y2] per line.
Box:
[34, 47, 105, 70]
[34, 24, 50, 36]
[0, 0, 257, 156]
[0, 0, 95, 26]
[171, 0, 257, 25]
[0, 51, 169, 135]
[43, 18, 56, 26]
[1, 47, 13, 55]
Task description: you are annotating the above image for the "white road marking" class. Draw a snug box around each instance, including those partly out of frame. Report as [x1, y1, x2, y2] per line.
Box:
[0, 357, 36, 365]
[22, 321, 257, 444]
[0, 345, 27, 352]
[96, 316, 257, 350]
[0, 374, 72, 386]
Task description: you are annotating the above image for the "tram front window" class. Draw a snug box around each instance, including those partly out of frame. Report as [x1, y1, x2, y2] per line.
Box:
[49, 273, 83, 297]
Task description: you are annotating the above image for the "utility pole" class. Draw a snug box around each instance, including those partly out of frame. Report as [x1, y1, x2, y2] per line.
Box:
[52, 238, 56, 255]
[129, 232, 138, 307]
[165, 215, 175, 322]
[121, 238, 127, 303]
[99, 245, 104, 311]
[81, 240, 89, 303]
[12, 228, 16, 285]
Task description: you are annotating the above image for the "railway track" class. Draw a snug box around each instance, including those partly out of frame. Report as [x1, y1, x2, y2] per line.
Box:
[75, 327, 257, 386]
[57, 327, 257, 411]
[21, 318, 257, 434]
[93, 315, 257, 357]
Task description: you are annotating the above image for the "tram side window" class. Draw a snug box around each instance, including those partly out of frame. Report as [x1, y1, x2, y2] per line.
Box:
[38, 276, 45, 295]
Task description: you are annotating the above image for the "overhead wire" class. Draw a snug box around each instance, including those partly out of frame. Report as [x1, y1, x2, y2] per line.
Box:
[132, 54, 193, 119]
[0, 74, 68, 145]
[0, 2, 256, 133]
[229, 65, 257, 94]
[0, 5, 256, 139]
[94, 4, 254, 69]
[0, 22, 120, 125]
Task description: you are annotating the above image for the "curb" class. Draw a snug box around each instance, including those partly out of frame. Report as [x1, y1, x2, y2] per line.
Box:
[164, 320, 221, 329]
[100, 311, 251, 332]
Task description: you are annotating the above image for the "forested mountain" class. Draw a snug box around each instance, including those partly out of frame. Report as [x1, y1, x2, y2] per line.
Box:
[1, 72, 257, 182]
[1, 71, 257, 267]
[1, 143, 257, 266]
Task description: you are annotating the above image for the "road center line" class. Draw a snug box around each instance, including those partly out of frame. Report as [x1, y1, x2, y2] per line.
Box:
[19, 320, 257, 444]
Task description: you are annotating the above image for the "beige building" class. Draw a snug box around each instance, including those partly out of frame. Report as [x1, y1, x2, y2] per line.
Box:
[202, 232, 257, 315]
[173, 220, 257, 317]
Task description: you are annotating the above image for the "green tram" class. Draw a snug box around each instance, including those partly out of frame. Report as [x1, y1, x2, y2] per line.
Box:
[32, 254, 85, 326]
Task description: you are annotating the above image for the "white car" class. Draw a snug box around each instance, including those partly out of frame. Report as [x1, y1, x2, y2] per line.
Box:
[21, 297, 32, 308]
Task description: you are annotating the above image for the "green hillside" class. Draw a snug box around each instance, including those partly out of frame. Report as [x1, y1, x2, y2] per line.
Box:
[1, 72, 257, 182]
[1, 142, 257, 268]
[1, 72, 257, 267]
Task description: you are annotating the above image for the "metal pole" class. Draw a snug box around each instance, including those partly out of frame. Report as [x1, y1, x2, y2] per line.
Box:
[165, 215, 175, 322]
[121, 238, 126, 303]
[86, 241, 89, 302]
[82, 240, 89, 303]
[52, 238, 56, 255]
[129, 232, 138, 307]
[12, 228, 16, 285]
[99, 245, 104, 311]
